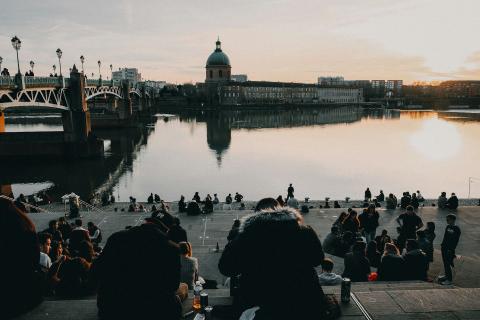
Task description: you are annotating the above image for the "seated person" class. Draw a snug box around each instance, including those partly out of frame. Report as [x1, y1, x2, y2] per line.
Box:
[322, 226, 340, 255]
[446, 193, 459, 209]
[342, 241, 371, 282]
[147, 193, 154, 204]
[366, 240, 381, 268]
[386, 193, 397, 209]
[213, 193, 220, 205]
[179, 242, 199, 289]
[192, 192, 201, 203]
[87, 221, 102, 246]
[377, 243, 405, 281]
[376, 190, 385, 202]
[168, 218, 188, 244]
[154, 194, 161, 203]
[178, 195, 187, 213]
[219, 205, 327, 319]
[2, 198, 43, 318]
[318, 258, 343, 286]
[438, 192, 448, 209]
[276, 195, 285, 206]
[91, 219, 182, 320]
[203, 196, 214, 214]
[69, 219, 91, 254]
[234, 192, 243, 203]
[187, 201, 201, 216]
[39, 232, 53, 271]
[403, 239, 428, 281]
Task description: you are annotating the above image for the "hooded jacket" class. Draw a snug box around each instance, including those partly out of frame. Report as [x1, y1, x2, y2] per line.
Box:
[218, 208, 326, 319]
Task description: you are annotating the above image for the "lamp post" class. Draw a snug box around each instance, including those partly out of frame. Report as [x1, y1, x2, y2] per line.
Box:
[29, 60, 34, 75]
[80, 55, 85, 73]
[0, 56, 3, 74]
[11, 36, 21, 76]
[56, 48, 63, 76]
[52, 64, 56, 75]
[468, 177, 480, 198]
[98, 60, 101, 79]
[109, 64, 113, 85]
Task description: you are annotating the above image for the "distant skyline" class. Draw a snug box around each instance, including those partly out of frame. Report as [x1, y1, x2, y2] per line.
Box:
[1, 0, 479, 84]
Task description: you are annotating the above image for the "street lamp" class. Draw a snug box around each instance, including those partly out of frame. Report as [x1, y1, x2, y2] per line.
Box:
[80, 55, 85, 73]
[29, 60, 34, 74]
[11, 36, 21, 76]
[56, 48, 63, 76]
[0, 56, 3, 73]
[98, 60, 101, 79]
[52, 64, 56, 75]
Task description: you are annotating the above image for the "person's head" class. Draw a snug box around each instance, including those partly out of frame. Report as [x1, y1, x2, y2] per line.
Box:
[232, 219, 241, 228]
[426, 221, 435, 232]
[381, 229, 388, 236]
[77, 240, 94, 262]
[451, 193, 456, 197]
[75, 219, 82, 227]
[255, 197, 280, 212]
[180, 195, 185, 200]
[87, 221, 95, 229]
[384, 242, 400, 256]
[214, 193, 217, 197]
[446, 214, 457, 225]
[406, 205, 414, 214]
[50, 241, 64, 260]
[38, 233, 52, 254]
[289, 183, 292, 187]
[380, 190, 383, 194]
[178, 241, 192, 257]
[412, 193, 417, 198]
[389, 193, 394, 198]
[406, 239, 419, 252]
[48, 219, 58, 230]
[347, 207, 353, 213]
[338, 211, 347, 221]
[58, 216, 66, 224]
[321, 258, 334, 273]
[349, 210, 358, 218]
[441, 192, 446, 197]
[366, 240, 378, 254]
[368, 204, 376, 213]
[331, 225, 339, 234]
[417, 190, 420, 194]
[352, 241, 366, 254]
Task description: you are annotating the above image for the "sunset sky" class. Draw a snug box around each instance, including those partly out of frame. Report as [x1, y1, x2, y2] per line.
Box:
[1, 0, 479, 84]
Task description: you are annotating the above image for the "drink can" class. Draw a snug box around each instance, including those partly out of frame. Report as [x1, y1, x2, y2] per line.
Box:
[341, 278, 351, 303]
[204, 306, 213, 320]
[200, 292, 209, 309]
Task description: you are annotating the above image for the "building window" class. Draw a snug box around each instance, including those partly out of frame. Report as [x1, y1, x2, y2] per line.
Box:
[209, 70, 213, 79]
[219, 70, 223, 78]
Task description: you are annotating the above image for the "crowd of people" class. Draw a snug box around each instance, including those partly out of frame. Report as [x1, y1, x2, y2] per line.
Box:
[3, 183, 467, 320]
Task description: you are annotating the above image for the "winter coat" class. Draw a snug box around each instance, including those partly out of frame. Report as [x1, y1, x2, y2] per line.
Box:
[218, 208, 326, 319]
[342, 252, 371, 282]
[377, 254, 405, 281]
[403, 249, 428, 281]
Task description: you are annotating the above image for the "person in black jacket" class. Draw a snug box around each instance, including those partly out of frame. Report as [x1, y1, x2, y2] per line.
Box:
[446, 193, 459, 210]
[359, 205, 380, 243]
[168, 218, 188, 244]
[439, 214, 461, 285]
[91, 221, 182, 320]
[218, 206, 326, 319]
[342, 241, 371, 281]
[378, 243, 405, 281]
[403, 239, 428, 281]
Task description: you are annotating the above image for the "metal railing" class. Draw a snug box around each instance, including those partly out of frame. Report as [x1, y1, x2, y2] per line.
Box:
[0, 194, 51, 213]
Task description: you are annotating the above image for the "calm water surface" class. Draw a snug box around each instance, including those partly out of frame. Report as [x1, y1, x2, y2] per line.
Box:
[4, 108, 480, 201]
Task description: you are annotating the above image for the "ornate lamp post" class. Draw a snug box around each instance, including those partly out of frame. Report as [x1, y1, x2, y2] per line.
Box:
[11, 36, 21, 76]
[52, 64, 56, 75]
[0, 56, 3, 73]
[80, 55, 85, 73]
[97, 60, 101, 79]
[109, 64, 113, 85]
[56, 48, 63, 76]
[29, 60, 34, 75]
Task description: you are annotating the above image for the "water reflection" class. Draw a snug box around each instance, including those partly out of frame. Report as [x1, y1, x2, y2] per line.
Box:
[2, 108, 480, 200]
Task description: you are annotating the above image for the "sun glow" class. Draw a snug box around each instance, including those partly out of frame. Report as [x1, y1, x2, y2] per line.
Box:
[409, 118, 462, 161]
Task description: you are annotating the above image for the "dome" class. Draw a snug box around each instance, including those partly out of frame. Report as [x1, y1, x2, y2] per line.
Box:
[206, 39, 231, 67]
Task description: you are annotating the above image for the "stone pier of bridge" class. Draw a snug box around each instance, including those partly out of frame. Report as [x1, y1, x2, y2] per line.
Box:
[0, 66, 103, 159]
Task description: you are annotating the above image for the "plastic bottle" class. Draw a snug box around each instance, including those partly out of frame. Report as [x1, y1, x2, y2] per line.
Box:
[193, 281, 203, 311]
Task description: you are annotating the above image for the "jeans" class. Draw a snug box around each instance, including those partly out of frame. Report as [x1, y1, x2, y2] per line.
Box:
[364, 230, 376, 243]
[442, 248, 455, 281]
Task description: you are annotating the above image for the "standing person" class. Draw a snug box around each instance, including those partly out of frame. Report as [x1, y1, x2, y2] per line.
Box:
[234, 192, 243, 203]
[417, 190, 425, 202]
[359, 204, 380, 243]
[225, 193, 233, 204]
[192, 192, 201, 203]
[396, 206, 423, 251]
[178, 195, 187, 213]
[439, 214, 461, 285]
[400, 192, 411, 209]
[287, 183, 295, 201]
[364, 188, 372, 202]
[376, 190, 385, 202]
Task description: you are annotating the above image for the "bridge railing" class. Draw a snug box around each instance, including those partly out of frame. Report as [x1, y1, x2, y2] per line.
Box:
[24, 76, 64, 87]
[0, 76, 15, 87]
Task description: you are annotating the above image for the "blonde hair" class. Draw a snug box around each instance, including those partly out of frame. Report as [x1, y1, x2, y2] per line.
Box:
[383, 242, 400, 256]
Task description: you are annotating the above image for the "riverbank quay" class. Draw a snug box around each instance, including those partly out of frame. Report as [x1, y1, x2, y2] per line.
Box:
[20, 203, 480, 320]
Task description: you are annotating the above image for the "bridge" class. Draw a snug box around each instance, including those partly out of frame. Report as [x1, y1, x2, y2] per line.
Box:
[0, 65, 160, 159]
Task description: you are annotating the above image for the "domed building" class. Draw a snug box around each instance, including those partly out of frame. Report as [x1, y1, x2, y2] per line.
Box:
[205, 38, 231, 83]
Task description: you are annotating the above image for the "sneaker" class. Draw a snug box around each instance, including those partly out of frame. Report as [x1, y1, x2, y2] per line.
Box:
[441, 280, 452, 285]
[438, 275, 447, 282]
